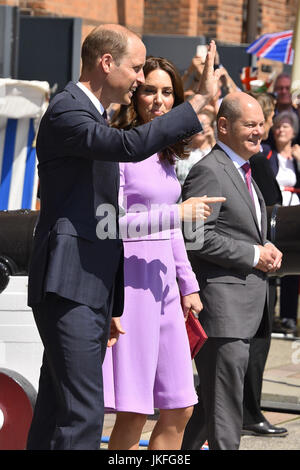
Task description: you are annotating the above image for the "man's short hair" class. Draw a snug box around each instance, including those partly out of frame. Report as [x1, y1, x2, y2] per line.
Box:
[216, 96, 242, 124]
[81, 26, 129, 70]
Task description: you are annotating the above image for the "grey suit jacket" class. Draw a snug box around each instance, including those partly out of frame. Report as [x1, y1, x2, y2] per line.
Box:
[182, 144, 269, 339]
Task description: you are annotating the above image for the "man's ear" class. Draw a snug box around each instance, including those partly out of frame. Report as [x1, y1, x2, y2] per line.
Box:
[98, 53, 114, 74]
[218, 116, 228, 136]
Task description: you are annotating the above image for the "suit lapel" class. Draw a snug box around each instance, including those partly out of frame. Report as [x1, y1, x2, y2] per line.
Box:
[214, 147, 263, 239]
[252, 178, 267, 241]
[64, 81, 107, 125]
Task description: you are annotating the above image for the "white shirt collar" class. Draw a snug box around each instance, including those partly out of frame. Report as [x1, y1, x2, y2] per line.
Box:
[216, 141, 262, 233]
[217, 140, 248, 169]
[76, 82, 105, 116]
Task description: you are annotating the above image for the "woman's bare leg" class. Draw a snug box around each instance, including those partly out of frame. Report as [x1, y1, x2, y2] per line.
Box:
[108, 411, 147, 450]
[148, 407, 193, 450]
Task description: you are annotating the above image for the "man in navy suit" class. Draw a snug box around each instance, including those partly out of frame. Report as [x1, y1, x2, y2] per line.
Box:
[26, 24, 221, 450]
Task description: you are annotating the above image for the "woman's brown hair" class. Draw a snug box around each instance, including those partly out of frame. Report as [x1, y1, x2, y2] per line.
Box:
[110, 56, 190, 163]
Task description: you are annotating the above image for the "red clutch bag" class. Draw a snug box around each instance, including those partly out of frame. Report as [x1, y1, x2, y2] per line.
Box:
[186, 309, 208, 359]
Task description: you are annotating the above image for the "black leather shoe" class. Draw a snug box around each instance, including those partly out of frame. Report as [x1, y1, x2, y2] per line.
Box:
[281, 318, 298, 336]
[242, 420, 288, 437]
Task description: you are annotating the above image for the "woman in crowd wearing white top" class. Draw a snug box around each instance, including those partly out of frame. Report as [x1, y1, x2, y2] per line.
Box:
[176, 106, 216, 187]
[266, 110, 300, 335]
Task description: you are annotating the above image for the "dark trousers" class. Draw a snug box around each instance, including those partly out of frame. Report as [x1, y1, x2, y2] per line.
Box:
[27, 293, 112, 450]
[181, 338, 250, 450]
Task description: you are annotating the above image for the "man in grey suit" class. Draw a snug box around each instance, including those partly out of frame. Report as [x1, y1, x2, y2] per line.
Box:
[181, 92, 282, 450]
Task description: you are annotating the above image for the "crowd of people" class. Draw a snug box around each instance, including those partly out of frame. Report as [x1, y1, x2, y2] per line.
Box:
[25, 24, 299, 451]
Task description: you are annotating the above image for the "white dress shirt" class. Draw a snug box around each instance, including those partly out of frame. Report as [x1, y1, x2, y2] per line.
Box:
[76, 81, 106, 116]
[276, 153, 299, 206]
[217, 140, 262, 267]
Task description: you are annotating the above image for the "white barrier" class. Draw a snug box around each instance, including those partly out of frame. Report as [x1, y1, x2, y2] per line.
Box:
[0, 275, 42, 391]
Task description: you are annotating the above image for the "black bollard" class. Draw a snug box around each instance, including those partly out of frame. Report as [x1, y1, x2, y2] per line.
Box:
[267, 205, 300, 276]
[0, 210, 39, 292]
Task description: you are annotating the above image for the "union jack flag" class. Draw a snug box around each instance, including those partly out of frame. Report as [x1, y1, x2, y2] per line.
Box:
[247, 30, 294, 65]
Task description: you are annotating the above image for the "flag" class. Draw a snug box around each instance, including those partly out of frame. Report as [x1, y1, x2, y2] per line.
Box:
[247, 30, 294, 65]
[240, 66, 258, 91]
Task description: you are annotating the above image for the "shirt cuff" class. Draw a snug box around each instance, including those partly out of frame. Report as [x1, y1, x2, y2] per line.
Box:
[253, 245, 260, 267]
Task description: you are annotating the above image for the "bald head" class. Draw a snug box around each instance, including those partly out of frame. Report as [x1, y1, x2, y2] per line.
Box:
[81, 24, 141, 71]
[217, 92, 260, 125]
[217, 92, 265, 160]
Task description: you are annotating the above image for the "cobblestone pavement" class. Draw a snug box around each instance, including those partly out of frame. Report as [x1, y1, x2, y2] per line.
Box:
[102, 335, 300, 451]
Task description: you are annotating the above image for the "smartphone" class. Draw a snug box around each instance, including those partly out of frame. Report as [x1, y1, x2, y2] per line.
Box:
[196, 45, 208, 60]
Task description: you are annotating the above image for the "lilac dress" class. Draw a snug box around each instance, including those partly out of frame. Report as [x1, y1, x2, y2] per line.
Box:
[102, 153, 198, 414]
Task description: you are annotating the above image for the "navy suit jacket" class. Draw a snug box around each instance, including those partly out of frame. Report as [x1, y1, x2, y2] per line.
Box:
[28, 82, 201, 315]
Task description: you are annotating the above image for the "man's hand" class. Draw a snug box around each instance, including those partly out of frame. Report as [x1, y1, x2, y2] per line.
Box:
[189, 41, 222, 114]
[256, 243, 283, 273]
[181, 292, 203, 320]
[179, 195, 226, 221]
[107, 317, 125, 347]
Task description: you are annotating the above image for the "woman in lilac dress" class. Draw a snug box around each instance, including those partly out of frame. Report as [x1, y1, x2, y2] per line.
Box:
[102, 57, 209, 450]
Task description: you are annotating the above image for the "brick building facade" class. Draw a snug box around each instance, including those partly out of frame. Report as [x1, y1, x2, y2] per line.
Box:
[0, 0, 299, 43]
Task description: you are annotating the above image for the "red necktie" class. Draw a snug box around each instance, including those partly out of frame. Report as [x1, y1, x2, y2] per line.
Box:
[241, 162, 254, 203]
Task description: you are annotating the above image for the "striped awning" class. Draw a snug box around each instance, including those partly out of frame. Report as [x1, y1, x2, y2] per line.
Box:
[0, 79, 49, 210]
[246, 30, 294, 65]
[0, 117, 38, 210]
